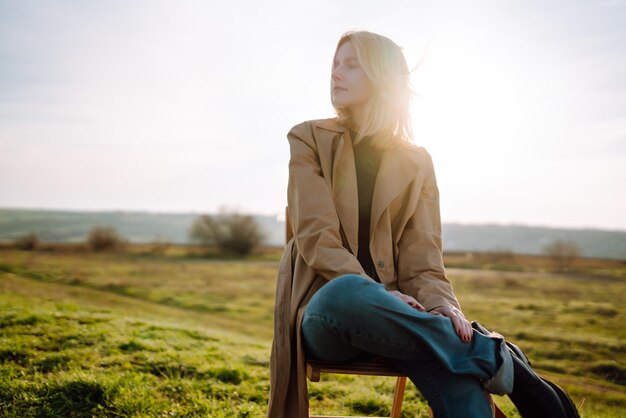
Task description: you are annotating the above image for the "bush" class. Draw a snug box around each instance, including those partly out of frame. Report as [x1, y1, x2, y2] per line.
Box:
[87, 226, 126, 252]
[14, 232, 39, 250]
[189, 212, 264, 256]
[542, 239, 582, 272]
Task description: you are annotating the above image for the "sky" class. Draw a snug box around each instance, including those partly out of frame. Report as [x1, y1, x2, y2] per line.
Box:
[1, 0, 625, 230]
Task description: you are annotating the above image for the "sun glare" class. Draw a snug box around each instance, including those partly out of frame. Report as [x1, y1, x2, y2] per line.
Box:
[407, 12, 573, 224]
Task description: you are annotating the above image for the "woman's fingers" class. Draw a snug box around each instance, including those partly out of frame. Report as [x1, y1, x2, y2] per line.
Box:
[453, 314, 464, 334]
[389, 295, 474, 342]
[387, 290, 425, 311]
[459, 318, 473, 343]
[455, 318, 472, 343]
[432, 306, 473, 343]
[403, 295, 425, 311]
[449, 314, 465, 342]
[407, 299, 426, 312]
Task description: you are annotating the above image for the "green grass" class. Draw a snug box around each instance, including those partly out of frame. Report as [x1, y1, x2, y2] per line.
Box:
[0, 249, 625, 417]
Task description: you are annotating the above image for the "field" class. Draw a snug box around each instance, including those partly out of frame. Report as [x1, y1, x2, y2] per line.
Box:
[0, 248, 625, 417]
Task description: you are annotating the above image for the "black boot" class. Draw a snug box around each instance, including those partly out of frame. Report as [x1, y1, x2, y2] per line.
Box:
[508, 354, 567, 418]
[471, 321, 579, 418]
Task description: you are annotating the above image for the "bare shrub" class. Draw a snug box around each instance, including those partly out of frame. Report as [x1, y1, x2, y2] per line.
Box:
[87, 226, 126, 252]
[147, 236, 171, 255]
[542, 239, 582, 272]
[189, 212, 265, 256]
[14, 232, 39, 250]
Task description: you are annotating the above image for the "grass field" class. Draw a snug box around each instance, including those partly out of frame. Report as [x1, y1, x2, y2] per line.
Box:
[0, 248, 625, 417]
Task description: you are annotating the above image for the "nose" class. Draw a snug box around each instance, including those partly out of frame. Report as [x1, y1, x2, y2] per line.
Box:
[331, 65, 342, 82]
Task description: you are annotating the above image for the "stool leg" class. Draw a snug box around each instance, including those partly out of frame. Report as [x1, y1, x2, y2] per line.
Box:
[486, 393, 508, 417]
[494, 404, 507, 418]
[390, 376, 407, 418]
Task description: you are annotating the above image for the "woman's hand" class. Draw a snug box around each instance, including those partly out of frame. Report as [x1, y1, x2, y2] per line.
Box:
[430, 306, 473, 343]
[387, 290, 426, 312]
[387, 292, 472, 343]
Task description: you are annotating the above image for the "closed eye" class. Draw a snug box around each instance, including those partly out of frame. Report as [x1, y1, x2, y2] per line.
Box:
[333, 57, 360, 70]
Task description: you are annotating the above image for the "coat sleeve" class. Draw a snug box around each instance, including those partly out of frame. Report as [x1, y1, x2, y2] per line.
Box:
[396, 150, 461, 311]
[287, 122, 369, 281]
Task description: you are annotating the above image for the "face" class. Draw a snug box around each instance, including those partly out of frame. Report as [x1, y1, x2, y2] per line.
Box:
[331, 40, 372, 111]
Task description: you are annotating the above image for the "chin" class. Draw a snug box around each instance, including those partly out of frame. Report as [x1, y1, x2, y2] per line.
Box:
[332, 99, 353, 108]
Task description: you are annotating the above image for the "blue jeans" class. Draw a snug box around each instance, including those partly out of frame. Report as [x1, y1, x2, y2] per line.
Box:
[302, 274, 499, 418]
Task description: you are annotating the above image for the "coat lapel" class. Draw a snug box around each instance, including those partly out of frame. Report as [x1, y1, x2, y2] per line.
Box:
[331, 132, 359, 255]
[312, 119, 359, 255]
[370, 145, 420, 238]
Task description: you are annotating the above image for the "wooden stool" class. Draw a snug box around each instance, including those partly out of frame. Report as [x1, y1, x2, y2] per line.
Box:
[306, 357, 507, 418]
[306, 357, 407, 418]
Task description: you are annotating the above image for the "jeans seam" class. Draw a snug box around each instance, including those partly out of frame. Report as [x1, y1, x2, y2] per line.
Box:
[423, 370, 449, 418]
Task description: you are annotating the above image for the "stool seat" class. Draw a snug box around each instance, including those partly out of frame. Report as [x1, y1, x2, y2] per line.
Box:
[306, 358, 408, 418]
[307, 357, 404, 382]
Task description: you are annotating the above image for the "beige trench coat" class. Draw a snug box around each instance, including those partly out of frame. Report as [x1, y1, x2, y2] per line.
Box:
[268, 118, 461, 418]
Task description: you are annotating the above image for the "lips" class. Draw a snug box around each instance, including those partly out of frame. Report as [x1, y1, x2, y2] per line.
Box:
[333, 86, 347, 92]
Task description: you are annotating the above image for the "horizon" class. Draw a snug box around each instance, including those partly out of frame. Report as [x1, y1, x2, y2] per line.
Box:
[2, 206, 625, 233]
[1, 1, 625, 230]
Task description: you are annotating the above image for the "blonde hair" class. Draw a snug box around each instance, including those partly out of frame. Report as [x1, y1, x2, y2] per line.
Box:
[332, 31, 413, 147]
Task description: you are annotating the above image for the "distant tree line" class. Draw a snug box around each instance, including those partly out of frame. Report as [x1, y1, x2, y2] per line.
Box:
[6, 218, 582, 267]
[6, 211, 266, 257]
[9, 226, 127, 252]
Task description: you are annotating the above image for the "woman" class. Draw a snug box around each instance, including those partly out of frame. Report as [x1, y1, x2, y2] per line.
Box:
[268, 30, 568, 418]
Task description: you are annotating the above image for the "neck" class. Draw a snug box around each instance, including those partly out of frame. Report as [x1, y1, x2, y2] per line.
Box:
[349, 105, 366, 132]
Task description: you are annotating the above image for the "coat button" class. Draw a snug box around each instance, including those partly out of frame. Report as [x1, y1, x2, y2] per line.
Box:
[377, 260, 385, 268]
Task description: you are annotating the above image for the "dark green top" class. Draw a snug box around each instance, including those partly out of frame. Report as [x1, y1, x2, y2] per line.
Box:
[352, 134, 383, 282]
